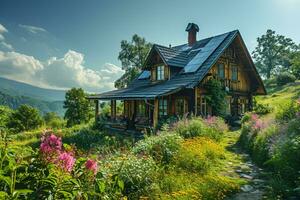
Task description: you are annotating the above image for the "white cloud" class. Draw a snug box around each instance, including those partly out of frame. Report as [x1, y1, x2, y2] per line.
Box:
[0, 24, 8, 34]
[19, 24, 47, 34]
[0, 23, 13, 50]
[0, 50, 124, 92]
[0, 41, 13, 50]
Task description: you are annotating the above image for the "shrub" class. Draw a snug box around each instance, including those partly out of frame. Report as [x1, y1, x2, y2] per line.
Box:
[276, 72, 296, 86]
[172, 117, 225, 141]
[175, 137, 225, 173]
[132, 132, 182, 164]
[251, 125, 279, 165]
[105, 154, 158, 198]
[44, 112, 65, 129]
[276, 100, 300, 122]
[254, 103, 273, 115]
[0, 106, 13, 128]
[7, 104, 43, 133]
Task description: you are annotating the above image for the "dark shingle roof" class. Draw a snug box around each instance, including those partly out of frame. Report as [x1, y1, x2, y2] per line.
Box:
[154, 45, 188, 67]
[88, 30, 241, 100]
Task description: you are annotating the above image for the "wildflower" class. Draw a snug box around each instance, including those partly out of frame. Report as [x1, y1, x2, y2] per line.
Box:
[56, 152, 76, 172]
[40, 133, 62, 162]
[251, 114, 259, 121]
[85, 159, 98, 174]
[205, 115, 217, 125]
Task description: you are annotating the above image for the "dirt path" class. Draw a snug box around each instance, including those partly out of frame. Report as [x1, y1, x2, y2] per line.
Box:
[221, 131, 268, 200]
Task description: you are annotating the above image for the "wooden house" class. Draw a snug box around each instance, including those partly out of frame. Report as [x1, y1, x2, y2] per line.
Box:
[88, 23, 266, 131]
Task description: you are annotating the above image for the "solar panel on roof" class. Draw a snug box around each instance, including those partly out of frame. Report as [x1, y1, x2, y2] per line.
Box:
[137, 70, 150, 79]
[184, 33, 229, 73]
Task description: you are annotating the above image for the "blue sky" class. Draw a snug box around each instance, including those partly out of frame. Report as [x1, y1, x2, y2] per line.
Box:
[0, 0, 299, 92]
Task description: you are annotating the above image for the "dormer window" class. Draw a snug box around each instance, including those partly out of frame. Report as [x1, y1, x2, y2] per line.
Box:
[156, 65, 165, 81]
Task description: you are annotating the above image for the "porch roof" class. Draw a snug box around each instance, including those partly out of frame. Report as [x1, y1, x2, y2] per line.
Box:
[87, 74, 193, 100]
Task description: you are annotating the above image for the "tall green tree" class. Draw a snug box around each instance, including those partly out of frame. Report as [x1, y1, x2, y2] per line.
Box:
[252, 29, 297, 79]
[7, 104, 43, 133]
[115, 34, 152, 88]
[64, 88, 92, 127]
[291, 51, 300, 79]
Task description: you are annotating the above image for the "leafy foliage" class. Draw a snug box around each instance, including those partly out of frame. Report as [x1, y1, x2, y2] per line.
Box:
[276, 72, 296, 86]
[115, 34, 152, 88]
[7, 104, 43, 133]
[252, 29, 297, 78]
[0, 106, 13, 129]
[64, 88, 92, 127]
[204, 79, 226, 116]
[253, 102, 273, 115]
[132, 132, 182, 164]
[44, 112, 65, 129]
[291, 51, 300, 79]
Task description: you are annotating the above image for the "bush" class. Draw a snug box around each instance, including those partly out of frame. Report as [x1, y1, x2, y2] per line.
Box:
[276, 72, 296, 86]
[0, 106, 13, 128]
[105, 154, 158, 198]
[7, 104, 43, 133]
[132, 132, 182, 164]
[251, 125, 279, 165]
[172, 117, 225, 141]
[276, 100, 300, 122]
[254, 103, 273, 115]
[44, 112, 65, 129]
[175, 137, 225, 172]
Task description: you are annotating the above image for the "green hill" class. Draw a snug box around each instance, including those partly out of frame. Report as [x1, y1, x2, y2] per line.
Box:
[256, 81, 300, 111]
[0, 89, 64, 116]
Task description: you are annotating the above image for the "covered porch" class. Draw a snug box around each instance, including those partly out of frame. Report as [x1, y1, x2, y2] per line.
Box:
[88, 87, 195, 132]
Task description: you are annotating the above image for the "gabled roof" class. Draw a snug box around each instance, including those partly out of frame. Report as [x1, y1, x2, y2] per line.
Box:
[88, 30, 266, 100]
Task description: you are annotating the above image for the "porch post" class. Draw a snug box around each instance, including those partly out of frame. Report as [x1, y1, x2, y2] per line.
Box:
[194, 87, 197, 116]
[94, 100, 99, 123]
[153, 99, 159, 128]
[248, 93, 253, 111]
[111, 100, 116, 120]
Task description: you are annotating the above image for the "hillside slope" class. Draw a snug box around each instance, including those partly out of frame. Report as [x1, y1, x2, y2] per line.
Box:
[0, 77, 66, 101]
[0, 90, 64, 116]
[256, 81, 300, 111]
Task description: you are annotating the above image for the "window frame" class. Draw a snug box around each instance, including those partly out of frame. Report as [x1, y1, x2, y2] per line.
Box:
[231, 65, 238, 81]
[136, 101, 146, 117]
[175, 98, 185, 116]
[156, 65, 165, 81]
[217, 63, 225, 79]
[159, 99, 168, 117]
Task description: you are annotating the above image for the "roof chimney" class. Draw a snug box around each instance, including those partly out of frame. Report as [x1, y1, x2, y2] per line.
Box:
[185, 23, 199, 46]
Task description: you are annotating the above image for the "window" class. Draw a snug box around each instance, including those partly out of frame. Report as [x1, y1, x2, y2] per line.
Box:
[137, 101, 146, 117]
[159, 99, 168, 117]
[217, 63, 225, 79]
[231, 65, 238, 81]
[175, 98, 185, 116]
[157, 65, 165, 81]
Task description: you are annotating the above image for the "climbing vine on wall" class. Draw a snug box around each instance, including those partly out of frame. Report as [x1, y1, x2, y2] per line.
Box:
[204, 79, 226, 117]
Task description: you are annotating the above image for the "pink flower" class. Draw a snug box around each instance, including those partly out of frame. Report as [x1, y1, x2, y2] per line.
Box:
[85, 159, 98, 175]
[40, 133, 62, 162]
[56, 152, 76, 172]
[205, 115, 217, 125]
[251, 114, 259, 121]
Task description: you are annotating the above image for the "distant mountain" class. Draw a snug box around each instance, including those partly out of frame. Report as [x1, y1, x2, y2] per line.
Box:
[0, 77, 66, 101]
[0, 90, 65, 116]
[0, 77, 66, 116]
